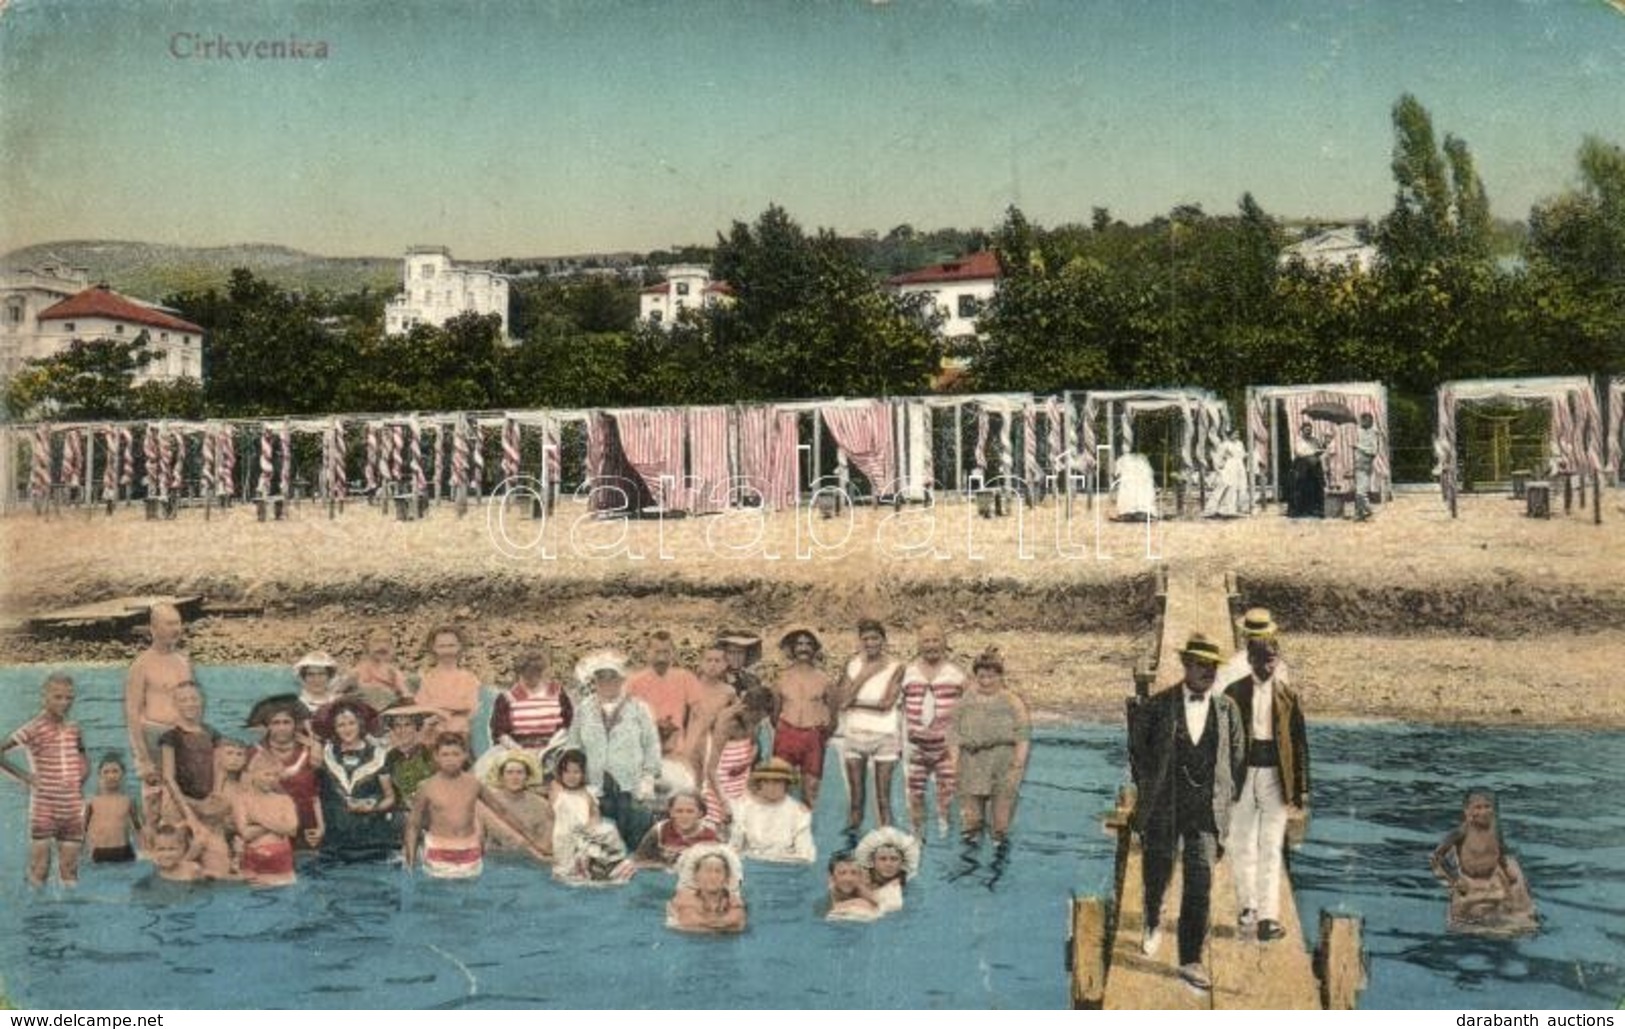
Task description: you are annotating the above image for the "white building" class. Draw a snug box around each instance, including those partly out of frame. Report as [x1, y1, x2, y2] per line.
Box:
[3, 269, 204, 384]
[384, 246, 511, 338]
[1280, 227, 1378, 274]
[2, 263, 90, 378]
[639, 264, 734, 327]
[886, 251, 1001, 340]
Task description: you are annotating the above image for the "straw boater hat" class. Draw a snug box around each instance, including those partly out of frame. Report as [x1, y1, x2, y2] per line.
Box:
[293, 650, 338, 675]
[575, 651, 629, 688]
[1237, 608, 1279, 639]
[379, 700, 435, 724]
[675, 842, 744, 891]
[748, 757, 799, 786]
[716, 630, 762, 665]
[778, 628, 823, 657]
[485, 748, 543, 790]
[853, 826, 921, 878]
[1178, 633, 1224, 666]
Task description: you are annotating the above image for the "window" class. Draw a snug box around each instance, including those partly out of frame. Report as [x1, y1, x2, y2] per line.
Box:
[160, 332, 169, 342]
[6, 302, 21, 325]
[649, 309, 663, 323]
[420, 263, 434, 279]
[64, 322, 76, 332]
[956, 294, 982, 319]
[183, 335, 192, 345]
[115, 324, 125, 334]
[676, 282, 690, 296]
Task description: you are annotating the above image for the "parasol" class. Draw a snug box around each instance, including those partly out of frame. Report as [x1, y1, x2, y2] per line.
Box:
[1302, 400, 1357, 425]
[244, 693, 312, 728]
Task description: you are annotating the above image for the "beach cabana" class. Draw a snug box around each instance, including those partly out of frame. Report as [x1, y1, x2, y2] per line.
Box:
[1080, 389, 1231, 512]
[1433, 376, 1605, 517]
[1246, 382, 1391, 506]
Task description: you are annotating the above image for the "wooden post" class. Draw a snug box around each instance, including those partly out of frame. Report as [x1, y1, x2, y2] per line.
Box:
[1595, 472, 1603, 525]
[1070, 896, 1108, 1009]
[1315, 911, 1366, 1010]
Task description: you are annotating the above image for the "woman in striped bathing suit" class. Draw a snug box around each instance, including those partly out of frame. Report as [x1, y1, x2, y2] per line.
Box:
[490, 650, 574, 759]
[700, 684, 778, 827]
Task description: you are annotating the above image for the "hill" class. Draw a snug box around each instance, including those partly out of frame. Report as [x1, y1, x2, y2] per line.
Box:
[1, 240, 401, 300]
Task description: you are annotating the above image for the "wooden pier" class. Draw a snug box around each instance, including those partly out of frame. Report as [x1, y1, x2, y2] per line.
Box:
[24, 595, 204, 639]
[1070, 566, 1366, 1010]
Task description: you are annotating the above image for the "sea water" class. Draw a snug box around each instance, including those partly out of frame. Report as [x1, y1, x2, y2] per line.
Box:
[0, 666, 1619, 1009]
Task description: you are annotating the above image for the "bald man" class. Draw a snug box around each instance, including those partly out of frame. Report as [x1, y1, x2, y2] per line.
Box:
[124, 603, 192, 822]
[901, 623, 966, 838]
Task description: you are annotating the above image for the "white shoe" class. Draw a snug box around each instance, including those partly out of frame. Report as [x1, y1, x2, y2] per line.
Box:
[1141, 925, 1164, 957]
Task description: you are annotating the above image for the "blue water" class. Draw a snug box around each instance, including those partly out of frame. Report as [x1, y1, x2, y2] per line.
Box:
[0, 666, 1620, 1009]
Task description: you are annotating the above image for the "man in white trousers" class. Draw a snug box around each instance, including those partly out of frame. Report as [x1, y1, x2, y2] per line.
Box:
[1222, 610, 1310, 943]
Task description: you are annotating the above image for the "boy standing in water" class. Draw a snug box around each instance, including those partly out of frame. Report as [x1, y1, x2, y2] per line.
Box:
[1, 673, 90, 885]
[1431, 789, 1535, 925]
[404, 733, 549, 878]
[85, 752, 141, 864]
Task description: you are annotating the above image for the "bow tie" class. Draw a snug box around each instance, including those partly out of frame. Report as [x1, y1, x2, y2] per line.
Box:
[1186, 692, 1208, 704]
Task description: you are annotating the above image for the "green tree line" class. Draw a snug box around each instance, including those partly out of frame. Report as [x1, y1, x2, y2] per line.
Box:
[6, 95, 1620, 476]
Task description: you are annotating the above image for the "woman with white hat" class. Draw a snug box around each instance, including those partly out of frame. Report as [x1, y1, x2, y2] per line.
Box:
[567, 651, 663, 849]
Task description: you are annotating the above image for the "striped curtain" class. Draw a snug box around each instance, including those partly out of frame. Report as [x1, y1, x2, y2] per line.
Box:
[739, 405, 799, 511]
[686, 406, 730, 514]
[822, 401, 896, 494]
[612, 408, 685, 509]
[1610, 377, 1625, 483]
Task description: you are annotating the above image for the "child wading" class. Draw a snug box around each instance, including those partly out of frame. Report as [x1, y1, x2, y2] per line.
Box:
[1, 673, 90, 886]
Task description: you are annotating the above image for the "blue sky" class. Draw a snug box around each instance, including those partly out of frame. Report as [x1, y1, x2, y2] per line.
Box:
[2, 0, 1622, 257]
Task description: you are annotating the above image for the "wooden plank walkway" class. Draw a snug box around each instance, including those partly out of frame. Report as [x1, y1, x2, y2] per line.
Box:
[1099, 566, 1321, 1009]
[25, 595, 202, 637]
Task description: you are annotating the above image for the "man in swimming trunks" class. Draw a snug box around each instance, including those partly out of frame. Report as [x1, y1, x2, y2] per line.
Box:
[902, 623, 966, 839]
[124, 603, 191, 831]
[403, 733, 549, 879]
[771, 629, 832, 811]
[835, 619, 905, 835]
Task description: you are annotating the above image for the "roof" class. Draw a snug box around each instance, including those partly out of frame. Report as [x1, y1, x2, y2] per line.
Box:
[37, 286, 204, 335]
[888, 251, 1001, 287]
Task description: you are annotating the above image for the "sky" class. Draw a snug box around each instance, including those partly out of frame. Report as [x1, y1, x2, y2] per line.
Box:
[1, 0, 1622, 259]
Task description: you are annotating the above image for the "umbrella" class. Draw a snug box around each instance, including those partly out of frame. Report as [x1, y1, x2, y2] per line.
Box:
[244, 693, 312, 728]
[1302, 400, 1358, 426]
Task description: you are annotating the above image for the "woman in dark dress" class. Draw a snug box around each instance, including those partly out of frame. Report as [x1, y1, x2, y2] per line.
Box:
[318, 700, 396, 861]
[1287, 421, 1327, 519]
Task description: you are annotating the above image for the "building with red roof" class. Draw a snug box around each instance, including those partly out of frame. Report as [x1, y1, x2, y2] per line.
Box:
[639, 264, 734, 328]
[886, 251, 1001, 340]
[3, 276, 204, 384]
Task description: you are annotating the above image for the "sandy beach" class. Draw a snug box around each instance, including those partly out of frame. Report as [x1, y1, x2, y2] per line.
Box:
[2, 489, 1621, 727]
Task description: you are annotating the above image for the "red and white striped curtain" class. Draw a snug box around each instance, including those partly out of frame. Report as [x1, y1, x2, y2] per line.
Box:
[62, 429, 83, 493]
[502, 418, 521, 482]
[611, 408, 686, 509]
[974, 407, 990, 475]
[328, 421, 347, 500]
[278, 423, 292, 498]
[686, 406, 729, 513]
[822, 401, 896, 493]
[430, 423, 443, 498]
[1022, 405, 1039, 487]
[586, 412, 643, 512]
[144, 425, 161, 495]
[1610, 377, 1625, 482]
[470, 424, 485, 491]
[257, 426, 273, 497]
[390, 424, 404, 485]
[200, 430, 216, 499]
[103, 428, 120, 498]
[542, 416, 561, 486]
[1045, 396, 1065, 474]
[452, 419, 470, 493]
[739, 405, 798, 511]
[119, 426, 135, 497]
[364, 424, 379, 493]
[31, 425, 52, 498]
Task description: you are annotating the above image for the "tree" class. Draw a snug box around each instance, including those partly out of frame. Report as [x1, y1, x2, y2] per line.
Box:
[2, 334, 162, 420]
[1524, 135, 1625, 373]
[1375, 94, 1492, 272]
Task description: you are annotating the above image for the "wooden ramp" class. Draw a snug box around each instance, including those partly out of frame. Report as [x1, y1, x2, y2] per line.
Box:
[1069, 567, 1364, 1010]
[25, 595, 202, 639]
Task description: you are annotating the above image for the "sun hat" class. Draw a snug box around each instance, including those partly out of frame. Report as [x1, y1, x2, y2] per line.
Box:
[853, 826, 921, 877]
[1178, 633, 1224, 666]
[293, 650, 338, 675]
[1237, 608, 1279, 639]
[575, 651, 629, 687]
[748, 757, 799, 785]
[485, 748, 543, 789]
[778, 629, 823, 656]
[675, 842, 743, 890]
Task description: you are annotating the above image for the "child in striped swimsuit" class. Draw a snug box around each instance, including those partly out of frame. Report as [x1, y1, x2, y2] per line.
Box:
[1, 673, 89, 886]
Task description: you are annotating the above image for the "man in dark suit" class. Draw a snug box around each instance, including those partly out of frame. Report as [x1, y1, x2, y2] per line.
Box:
[1223, 611, 1310, 943]
[1129, 632, 1246, 992]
